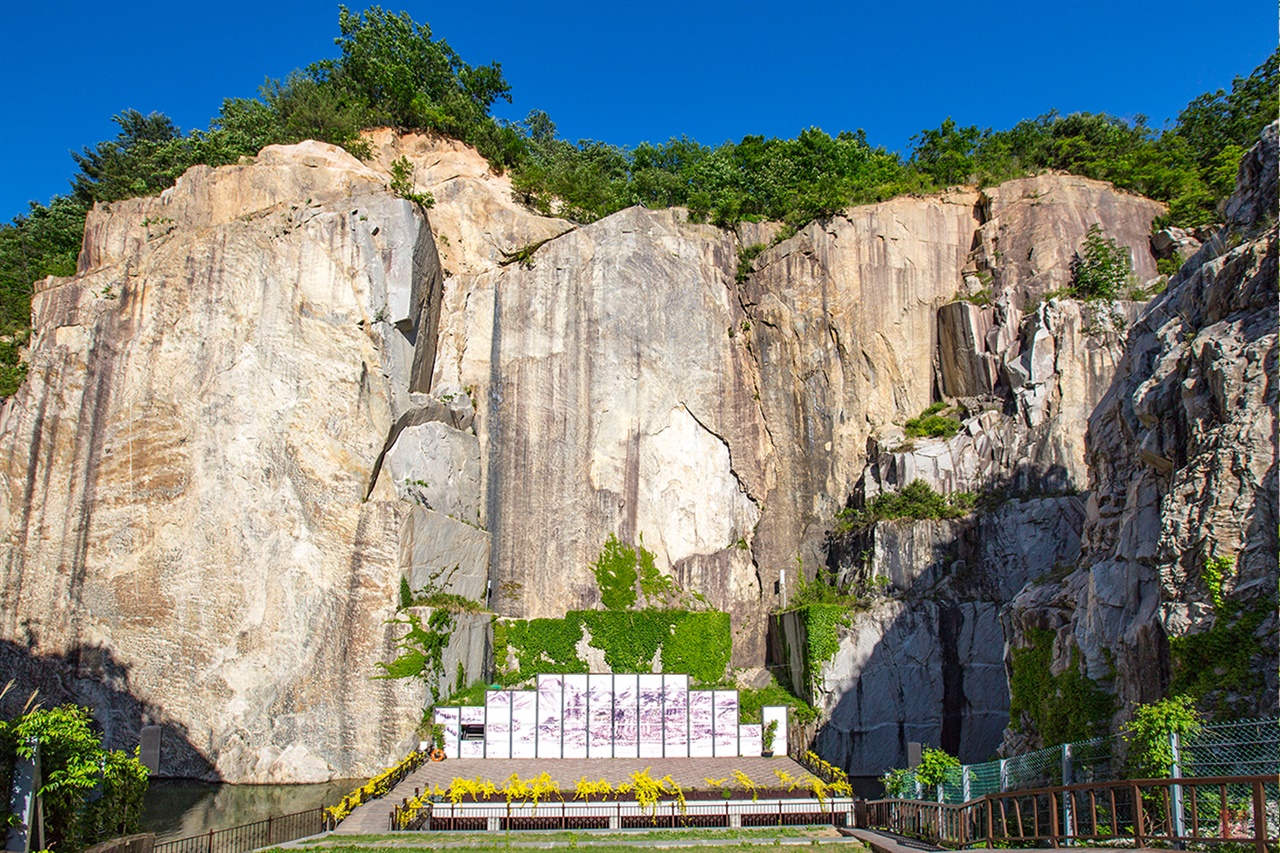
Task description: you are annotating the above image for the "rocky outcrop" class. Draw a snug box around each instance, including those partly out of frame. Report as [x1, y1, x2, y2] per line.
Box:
[0, 142, 465, 781]
[1, 125, 1196, 783]
[1002, 124, 1279, 743]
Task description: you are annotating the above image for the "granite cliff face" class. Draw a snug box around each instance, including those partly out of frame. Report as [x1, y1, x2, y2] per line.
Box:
[1, 126, 1266, 783]
[1002, 123, 1279, 743]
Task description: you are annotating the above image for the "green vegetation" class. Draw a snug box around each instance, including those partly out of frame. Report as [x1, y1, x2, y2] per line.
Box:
[1200, 554, 1234, 611]
[1070, 225, 1134, 300]
[592, 533, 642, 610]
[834, 480, 974, 535]
[0, 703, 149, 851]
[903, 402, 962, 439]
[736, 677, 819, 727]
[1121, 695, 1202, 778]
[494, 609, 732, 686]
[1008, 627, 1114, 746]
[0, 4, 1273, 403]
[915, 747, 960, 793]
[735, 243, 766, 283]
[1169, 595, 1273, 711]
[880, 767, 914, 798]
[389, 155, 435, 208]
[377, 608, 455, 703]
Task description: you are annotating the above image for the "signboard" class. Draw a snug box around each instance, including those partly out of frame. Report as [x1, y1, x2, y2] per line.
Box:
[588, 674, 613, 758]
[689, 691, 714, 757]
[638, 674, 664, 758]
[562, 674, 588, 758]
[663, 675, 689, 758]
[511, 690, 537, 758]
[713, 691, 738, 757]
[537, 675, 563, 758]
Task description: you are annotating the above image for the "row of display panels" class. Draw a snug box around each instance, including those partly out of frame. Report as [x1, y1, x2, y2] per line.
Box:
[431, 673, 788, 759]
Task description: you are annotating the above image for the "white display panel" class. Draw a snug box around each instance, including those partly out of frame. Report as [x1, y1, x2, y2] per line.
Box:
[738, 723, 762, 758]
[562, 674, 588, 758]
[612, 674, 638, 758]
[511, 690, 537, 758]
[435, 707, 461, 758]
[537, 674, 563, 758]
[460, 706, 485, 759]
[588, 674, 613, 758]
[663, 675, 688, 758]
[638, 674, 664, 758]
[688, 691, 714, 757]
[761, 706, 788, 756]
[713, 691, 738, 757]
[485, 690, 512, 759]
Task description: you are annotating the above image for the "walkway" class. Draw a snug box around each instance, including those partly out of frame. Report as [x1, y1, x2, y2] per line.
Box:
[335, 756, 818, 834]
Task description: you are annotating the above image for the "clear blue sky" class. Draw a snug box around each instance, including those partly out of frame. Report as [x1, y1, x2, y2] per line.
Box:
[1, 0, 1274, 222]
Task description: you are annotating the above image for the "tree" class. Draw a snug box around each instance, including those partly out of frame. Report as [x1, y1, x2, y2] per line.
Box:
[2, 704, 149, 851]
[910, 118, 983, 186]
[1070, 225, 1133, 300]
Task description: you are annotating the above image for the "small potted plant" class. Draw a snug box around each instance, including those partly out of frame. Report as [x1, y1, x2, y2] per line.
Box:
[762, 719, 778, 758]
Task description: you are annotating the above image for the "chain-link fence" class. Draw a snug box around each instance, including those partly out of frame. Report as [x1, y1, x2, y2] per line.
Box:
[898, 717, 1277, 804]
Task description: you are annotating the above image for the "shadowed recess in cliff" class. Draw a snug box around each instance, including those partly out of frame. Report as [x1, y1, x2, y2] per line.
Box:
[0, 639, 218, 780]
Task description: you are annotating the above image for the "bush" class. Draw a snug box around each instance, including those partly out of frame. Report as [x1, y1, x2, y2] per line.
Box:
[1071, 225, 1133, 300]
[916, 747, 960, 792]
[1122, 695, 1201, 778]
[1, 704, 149, 851]
[904, 402, 961, 439]
[835, 480, 974, 534]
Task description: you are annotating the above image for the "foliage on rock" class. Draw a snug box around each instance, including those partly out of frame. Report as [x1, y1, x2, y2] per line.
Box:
[904, 402, 962, 439]
[1070, 225, 1135, 300]
[835, 480, 974, 534]
[1008, 627, 1114, 746]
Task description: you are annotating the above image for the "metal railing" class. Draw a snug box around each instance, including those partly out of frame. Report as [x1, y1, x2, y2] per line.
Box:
[391, 796, 856, 832]
[863, 774, 1278, 852]
[152, 807, 326, 853]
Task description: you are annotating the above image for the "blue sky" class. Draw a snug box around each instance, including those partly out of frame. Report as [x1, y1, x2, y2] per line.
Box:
[1, 0, 1274, 222]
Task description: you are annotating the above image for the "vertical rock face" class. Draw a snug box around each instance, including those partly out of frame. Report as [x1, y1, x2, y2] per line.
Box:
[1002, 124, 1279, 737]
[6, 123, 1252, 784]
[0, 142, 438, 781]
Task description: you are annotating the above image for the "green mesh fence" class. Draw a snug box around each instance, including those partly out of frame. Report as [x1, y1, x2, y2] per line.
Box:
[1181, 717, 1279, 778]
[884, 717, 1276, 804]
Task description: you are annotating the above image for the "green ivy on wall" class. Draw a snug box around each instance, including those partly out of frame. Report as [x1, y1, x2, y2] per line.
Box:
[376, 608, 455, 704]
[796, 604, 853, 692]
[1169, 596, 1273, 711]
[494, 609, 731, 685]
[592, 533, 641, 610]
[1008, 627, 1114, 746]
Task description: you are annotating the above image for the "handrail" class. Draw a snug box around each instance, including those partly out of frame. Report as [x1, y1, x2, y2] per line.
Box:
[861, 774, 1276, 853]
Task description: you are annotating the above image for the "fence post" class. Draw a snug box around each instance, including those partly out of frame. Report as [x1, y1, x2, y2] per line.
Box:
[1170, 731, 1186, 847]
[999, 759, 1008, 793]
[962, 766, 971, 803]
[1062, 743, 1073, 845]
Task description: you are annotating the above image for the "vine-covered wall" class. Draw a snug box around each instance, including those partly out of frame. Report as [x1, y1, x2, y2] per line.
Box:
[493, 610, 732, 685]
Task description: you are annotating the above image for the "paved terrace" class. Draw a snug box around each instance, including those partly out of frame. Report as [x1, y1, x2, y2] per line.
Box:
[336, 755, 819, 834]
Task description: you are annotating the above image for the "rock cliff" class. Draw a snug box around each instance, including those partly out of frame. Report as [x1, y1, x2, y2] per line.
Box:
[1002, 123, 1279, 745]
[2, 124, 1264, 783]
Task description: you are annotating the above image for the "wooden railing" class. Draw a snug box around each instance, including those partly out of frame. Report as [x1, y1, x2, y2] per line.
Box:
[862, 774, 1276, 852]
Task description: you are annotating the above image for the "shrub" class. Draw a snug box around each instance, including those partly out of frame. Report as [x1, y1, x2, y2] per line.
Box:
[834, 480, 974, 534]
[1070, 225, 1133, 300]
[2, 704, 149, 851]
[904, 402, 962, 439]
[916, 747, 960, 792]
[1122, 695, 1201, 777]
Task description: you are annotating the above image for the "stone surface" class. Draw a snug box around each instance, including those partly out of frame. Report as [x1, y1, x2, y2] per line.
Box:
[0, 142, 444, 782]
[974, 174, 1165, 309]
[1001, 123, 1280, 742]
[0, 127, 1245, 785]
